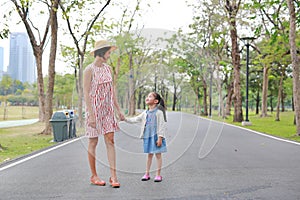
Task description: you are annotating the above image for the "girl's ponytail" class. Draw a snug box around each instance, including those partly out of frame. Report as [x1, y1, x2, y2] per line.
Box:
[154, 92, 167, 122]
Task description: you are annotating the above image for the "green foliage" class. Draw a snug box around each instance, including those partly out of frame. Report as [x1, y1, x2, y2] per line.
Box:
[0, 75, 37, 105]
[0, 28, 9, 39]
[53, 74, 76, 109]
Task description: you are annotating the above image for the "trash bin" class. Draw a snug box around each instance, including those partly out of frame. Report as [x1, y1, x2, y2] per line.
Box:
[50, 111, 70, 142]
[67, 110, 77, 138]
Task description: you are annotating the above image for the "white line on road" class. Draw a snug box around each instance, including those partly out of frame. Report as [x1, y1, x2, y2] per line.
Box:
[0, 137, 82, 172]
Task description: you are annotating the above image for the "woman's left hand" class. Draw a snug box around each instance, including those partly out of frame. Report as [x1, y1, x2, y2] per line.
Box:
[119, 113, 125, 121]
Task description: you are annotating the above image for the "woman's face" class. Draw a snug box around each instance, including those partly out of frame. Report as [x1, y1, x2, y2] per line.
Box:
[145, 93, 158, 105]
[102, 50, 111, 62]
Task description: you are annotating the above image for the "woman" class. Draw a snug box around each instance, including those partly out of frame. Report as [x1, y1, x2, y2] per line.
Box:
[83, 40, 124, 188]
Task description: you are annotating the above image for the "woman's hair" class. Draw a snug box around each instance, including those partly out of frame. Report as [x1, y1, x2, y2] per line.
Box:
[152, 92, 167, 122]
[94, 47, 111, 58]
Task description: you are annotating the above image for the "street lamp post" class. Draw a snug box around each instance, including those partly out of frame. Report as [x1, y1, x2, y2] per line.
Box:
[241, 37, 255, 126]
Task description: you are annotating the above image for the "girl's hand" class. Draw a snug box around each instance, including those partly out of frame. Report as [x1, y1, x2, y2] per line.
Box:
[156, 137, 162, 147]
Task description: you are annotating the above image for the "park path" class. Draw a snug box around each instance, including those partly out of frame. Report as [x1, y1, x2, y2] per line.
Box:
[0, 112, 300, 200]
[0, 119, 39, 128]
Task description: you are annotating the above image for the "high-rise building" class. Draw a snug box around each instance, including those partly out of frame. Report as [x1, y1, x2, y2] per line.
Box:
[8, 32, 36, 83]
[0, 46, 3, 80]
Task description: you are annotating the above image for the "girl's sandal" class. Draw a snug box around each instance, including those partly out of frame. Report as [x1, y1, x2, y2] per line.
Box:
[141, 174, 151, 181]
[90, 176, 106, 186]
[109, 177, 120, 188]
[154, 175, 162, 182]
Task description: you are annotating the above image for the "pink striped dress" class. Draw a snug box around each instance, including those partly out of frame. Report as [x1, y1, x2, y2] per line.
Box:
[85, 63, 119, 138]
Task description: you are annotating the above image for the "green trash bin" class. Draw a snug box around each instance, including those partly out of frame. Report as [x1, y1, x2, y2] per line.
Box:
[50, 111, 70, 142]
[67, 110, 77, 138]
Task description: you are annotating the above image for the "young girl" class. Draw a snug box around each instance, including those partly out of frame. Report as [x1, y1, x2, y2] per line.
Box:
[125, 92, 167, 182]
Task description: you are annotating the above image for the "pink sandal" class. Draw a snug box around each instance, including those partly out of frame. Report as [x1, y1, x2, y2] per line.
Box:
[109, 177, 120, 188]
[154, 175, 162, 182]
[90, 176, 106, 186]
[141, 174, 150, 181]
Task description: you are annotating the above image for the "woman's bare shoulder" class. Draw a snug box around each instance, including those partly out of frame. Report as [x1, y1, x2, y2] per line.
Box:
[83, 64, 93, 74]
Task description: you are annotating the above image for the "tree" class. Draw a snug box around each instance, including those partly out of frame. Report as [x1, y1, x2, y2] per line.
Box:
[43, 0, 59, 134]
[249, 0, 291, 118]
[8, 0, 59, 134]
[59, 0, 112, 126]
[286, 0, 300, 135]
[224, 0, 243, 122]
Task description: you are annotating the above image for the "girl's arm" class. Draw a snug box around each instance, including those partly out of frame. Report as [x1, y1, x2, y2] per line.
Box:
[156, 110, 167, 138]
[125, 112, 145, 123]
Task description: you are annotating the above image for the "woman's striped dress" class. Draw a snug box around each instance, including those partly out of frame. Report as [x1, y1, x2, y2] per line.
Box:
[85, 63, 119, 138]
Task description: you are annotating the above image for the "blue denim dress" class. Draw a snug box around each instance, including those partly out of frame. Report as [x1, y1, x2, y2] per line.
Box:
[143, 107, 167, 153]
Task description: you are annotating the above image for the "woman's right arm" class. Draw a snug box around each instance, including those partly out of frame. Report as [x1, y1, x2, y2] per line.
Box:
[83, 67, 95, 127]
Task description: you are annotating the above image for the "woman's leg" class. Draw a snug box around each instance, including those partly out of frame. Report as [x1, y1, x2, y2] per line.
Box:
[104, 132, 118, 182]
[88, 137, 99, 177]
[146, 153, 154, 175]
[155, 153, 162, 176]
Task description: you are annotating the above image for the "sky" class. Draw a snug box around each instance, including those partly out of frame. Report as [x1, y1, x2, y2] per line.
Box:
[0, 0, 194, 74]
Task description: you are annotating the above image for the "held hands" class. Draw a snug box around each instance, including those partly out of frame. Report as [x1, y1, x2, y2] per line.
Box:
[118, 113, 125, 121]
[156, 136, 163, 147]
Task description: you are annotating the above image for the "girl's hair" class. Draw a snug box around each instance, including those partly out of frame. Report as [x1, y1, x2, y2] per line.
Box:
[94, 47, 111, 58]
[152, 92, 167, 122]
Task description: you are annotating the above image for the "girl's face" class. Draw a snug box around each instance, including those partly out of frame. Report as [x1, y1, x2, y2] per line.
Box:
[145, 93, 158, 106]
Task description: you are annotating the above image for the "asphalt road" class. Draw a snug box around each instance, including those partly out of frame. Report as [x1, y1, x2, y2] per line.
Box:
[0, 112, 300, 200]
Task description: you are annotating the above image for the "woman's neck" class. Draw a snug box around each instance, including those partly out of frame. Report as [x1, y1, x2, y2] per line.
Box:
[94, 57, 105, 67]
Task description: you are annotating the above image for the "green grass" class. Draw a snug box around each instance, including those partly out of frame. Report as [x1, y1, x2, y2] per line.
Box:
[0, 122, 54, 163]
[210, 111, 300, 143]
[0, 105, 39, 121]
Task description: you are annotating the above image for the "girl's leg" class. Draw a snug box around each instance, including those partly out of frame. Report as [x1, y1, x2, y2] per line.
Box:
[155, 153, 162, 176]
[104, 132, 118, 182]
[146, 153, 154, 175]
[88, 137, 99, 177]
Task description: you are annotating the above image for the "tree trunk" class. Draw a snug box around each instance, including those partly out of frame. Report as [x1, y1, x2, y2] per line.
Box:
[217, 65, 225, 118]
[172, 72, 177, 111]
[77, 55, 84, 127]
[113, 57, 121, 109]
[281, 92, 285, 112]
[43, 0, 59, 135]
[225, 0, 243, 122]
[194, 87, 200, 114]
[225, 81, 234, 116]
[35, 53, 46, 122]
[137, 87, 142, 109]
[287, 0, 300, 135]
[202, 79, 208, 116]
[261, 65, 269, 117]
[270, 93, 274, 113]
[128, 52, 136, 116]
[255, 87, 260, 115]
[275, 72, 283, 121]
